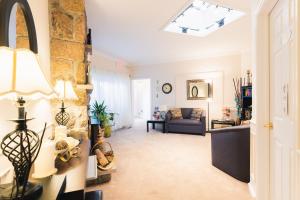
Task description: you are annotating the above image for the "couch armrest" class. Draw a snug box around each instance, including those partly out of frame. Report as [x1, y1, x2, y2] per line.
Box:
[200, 116, 206, 134]
[200, 116, 206, 123]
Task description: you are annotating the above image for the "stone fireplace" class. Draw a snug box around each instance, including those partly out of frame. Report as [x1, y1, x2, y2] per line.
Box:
[48, 0, 92, 133]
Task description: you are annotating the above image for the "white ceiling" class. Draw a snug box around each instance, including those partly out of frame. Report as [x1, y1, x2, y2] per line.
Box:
[86, 0, 252, 66]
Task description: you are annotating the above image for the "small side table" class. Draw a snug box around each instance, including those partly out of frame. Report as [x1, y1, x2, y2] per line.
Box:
[147, 120, 166, 133]
[211, 119, 236, 129]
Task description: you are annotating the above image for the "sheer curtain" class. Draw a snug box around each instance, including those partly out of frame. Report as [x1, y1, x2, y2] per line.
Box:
[91, 65, 133, 130]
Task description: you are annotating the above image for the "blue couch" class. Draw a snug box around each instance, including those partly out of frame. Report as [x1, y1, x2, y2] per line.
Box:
[165, 108, 206, 136]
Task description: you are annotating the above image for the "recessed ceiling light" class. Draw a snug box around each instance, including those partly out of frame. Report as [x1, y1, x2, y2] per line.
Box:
[164, 0, 245, 37]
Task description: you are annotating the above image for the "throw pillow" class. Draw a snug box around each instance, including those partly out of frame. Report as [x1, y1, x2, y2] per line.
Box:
[190, 108, 203, 120]
[170, 108, 183, 119]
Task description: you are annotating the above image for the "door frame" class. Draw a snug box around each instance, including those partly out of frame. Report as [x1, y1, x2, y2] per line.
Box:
[252, 0, 300, 199]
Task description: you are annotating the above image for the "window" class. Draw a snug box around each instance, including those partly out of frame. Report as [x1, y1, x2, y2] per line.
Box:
[164, 0, 245, 37]
[91, 66, 133, 130]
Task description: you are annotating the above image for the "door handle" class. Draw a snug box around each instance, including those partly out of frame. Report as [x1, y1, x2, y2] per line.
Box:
[264, 122, 273, 129]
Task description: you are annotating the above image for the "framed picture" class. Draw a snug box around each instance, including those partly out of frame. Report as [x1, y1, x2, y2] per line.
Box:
[187, 79, 212, 100]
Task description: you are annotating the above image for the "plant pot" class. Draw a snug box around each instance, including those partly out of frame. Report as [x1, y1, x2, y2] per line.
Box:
[104, 126, 112, 138]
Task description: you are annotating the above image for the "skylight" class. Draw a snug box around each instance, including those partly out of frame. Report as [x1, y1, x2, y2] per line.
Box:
[164, 0, 245, 37]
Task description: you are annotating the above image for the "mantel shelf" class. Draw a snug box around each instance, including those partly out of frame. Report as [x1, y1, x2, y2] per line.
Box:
[77, 84, 93, 92]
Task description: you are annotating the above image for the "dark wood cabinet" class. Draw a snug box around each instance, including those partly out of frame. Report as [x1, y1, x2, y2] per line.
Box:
[241, 86, 252, 120]
[90, 118, 100, 149]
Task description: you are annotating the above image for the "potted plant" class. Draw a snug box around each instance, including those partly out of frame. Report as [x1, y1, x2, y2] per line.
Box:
[91, 101, 115, 138]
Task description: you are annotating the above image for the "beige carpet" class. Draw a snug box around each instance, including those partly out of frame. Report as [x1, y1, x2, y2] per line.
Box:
[86, 121, 254, 200]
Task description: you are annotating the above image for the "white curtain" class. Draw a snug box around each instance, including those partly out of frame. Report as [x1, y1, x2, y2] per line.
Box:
[91, 66, 133, 130]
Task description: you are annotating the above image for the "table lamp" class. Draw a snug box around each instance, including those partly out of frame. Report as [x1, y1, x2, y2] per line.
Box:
[54, 80, 78, 126]
[0, 47, 56, 200]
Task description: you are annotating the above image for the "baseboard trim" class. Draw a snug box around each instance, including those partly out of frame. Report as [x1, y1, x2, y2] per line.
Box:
[248, 179, 257, 198]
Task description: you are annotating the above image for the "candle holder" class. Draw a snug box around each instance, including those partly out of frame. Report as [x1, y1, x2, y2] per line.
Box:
[0, 98, 46, 200]
[54, 80, 78, 126]
[55, 101, 70, 126]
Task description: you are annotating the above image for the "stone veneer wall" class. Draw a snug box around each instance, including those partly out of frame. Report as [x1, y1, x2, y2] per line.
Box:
[48, 0, 89, 131]
[16, 6, 29, 49]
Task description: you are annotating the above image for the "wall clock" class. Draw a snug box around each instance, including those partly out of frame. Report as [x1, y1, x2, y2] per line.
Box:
[162, 83, 172, 94]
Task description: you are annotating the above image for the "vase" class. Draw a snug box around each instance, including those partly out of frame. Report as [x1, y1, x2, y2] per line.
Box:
[104, 126, 112, 138]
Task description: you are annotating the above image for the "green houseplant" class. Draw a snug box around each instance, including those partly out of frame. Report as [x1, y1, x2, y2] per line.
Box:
[91, 101, 115, 138]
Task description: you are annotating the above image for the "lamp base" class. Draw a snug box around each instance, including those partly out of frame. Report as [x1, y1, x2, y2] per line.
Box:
[0, 182, 43, 200]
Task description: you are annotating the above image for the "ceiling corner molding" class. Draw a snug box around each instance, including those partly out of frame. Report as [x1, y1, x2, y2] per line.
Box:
[253, 0, 278, 15]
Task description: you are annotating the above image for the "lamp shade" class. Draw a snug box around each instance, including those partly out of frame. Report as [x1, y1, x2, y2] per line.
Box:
[0, 47, 56, 100]
[54, 80, 78, 100]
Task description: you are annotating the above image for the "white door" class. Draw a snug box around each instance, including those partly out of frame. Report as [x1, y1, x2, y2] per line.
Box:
[269, 0, 296, 199]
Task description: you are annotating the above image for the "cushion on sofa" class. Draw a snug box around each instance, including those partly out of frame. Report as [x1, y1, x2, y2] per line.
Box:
[168, 119, 201, 126]
[190, 108, 203, 120]
[181, 108, 193, 119]
[170, 108, 183, 119]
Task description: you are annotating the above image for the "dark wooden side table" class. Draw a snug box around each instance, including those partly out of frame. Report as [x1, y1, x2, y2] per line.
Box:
[211, 119, 236, 129]
[147, 120, 166, 133]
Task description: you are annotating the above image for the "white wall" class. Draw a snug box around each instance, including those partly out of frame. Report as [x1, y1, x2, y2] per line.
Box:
[92, 51, 131, 74]
[0, 0, 52, 179]
[241, 50, 252, 77]
[30, 0, 51, 79]
[132, 54, 242, 121]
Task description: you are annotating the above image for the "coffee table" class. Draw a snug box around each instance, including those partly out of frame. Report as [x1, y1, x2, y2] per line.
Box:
[211, 119, 236, 129]
[147, 120, 166, 133]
